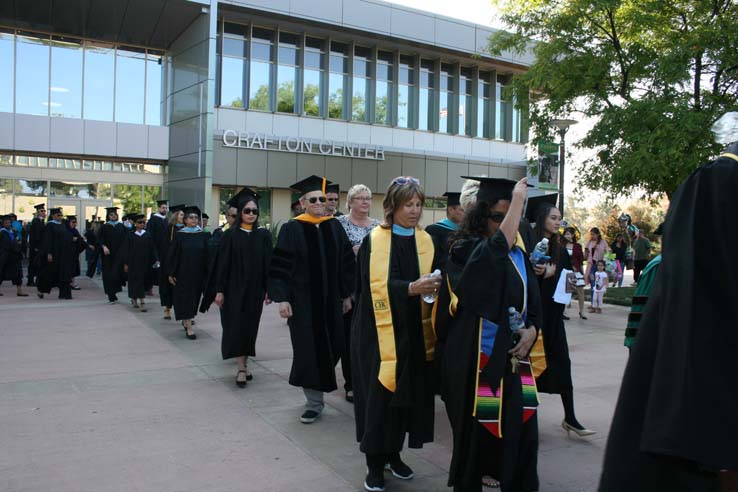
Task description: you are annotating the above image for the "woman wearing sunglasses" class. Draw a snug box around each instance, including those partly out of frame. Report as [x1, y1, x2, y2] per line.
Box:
[351, 176, 441, 492]
[167, 206, 209, 340]
[437, 176, 543, 492]
[122, 215, 159, 312]
[204, 188, 272, 388]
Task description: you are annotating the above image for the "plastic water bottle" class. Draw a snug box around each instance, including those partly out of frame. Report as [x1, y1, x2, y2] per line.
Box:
[422, 269, 442, 304]
[509, 307, 525, 346]
[530, 238, 551, 264]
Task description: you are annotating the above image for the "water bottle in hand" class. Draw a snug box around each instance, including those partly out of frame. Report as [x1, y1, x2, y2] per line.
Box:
[422, 269, 442, 304]
[530, 238, 551, 265]
[508, 306, 525, 345]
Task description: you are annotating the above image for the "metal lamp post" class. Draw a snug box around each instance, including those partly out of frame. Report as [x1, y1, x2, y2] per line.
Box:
[550, 118, 578, 217]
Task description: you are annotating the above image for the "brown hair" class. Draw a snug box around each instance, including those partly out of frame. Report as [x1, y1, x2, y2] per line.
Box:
[380, 177, 426, 228]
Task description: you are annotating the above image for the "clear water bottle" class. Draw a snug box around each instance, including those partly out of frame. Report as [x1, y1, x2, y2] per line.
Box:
[422, 269, 442, 304]
[530, 238, 551, 264]
[509, 306, 525, 345]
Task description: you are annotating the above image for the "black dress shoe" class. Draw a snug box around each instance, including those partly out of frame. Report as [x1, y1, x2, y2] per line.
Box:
[386, 458, 414, 480]
[236, 370, 247, 388]
[562, 314, 570, 320]
[300, 410, 320, 424]
[186, 332, 197, 340]
[345, 390, 354, 403]
[71, 286, 81, 291]
[364, 468, 385, 492]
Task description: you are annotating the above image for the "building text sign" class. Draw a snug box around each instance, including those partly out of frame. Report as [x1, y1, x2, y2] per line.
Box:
[222, 130, 385, 161]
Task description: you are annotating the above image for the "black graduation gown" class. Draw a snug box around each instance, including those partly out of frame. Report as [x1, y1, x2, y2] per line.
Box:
[158, 224, 177, 308]
[267, 218, 354, 392]
[212, 227, 272, 359]
[145, 214, 167, 286]
[0, 229, 23, 284]
[351, 232, 439, 456]
[167, 229, 209, 321]
[100, 222, 127, 297]
[68, 227, 86, 278]
[518, 219, 536, 255]
[37, 222, 76, 294]
[425, 222, 455, 273]
[199, 226, 226, 311]
[534, 242, 573, 394]
[123, 231, 159, 299]
[84, 228, 99, 278]
[438, 232, 542, 492]
[599, 154, 738, 491]
[28, 217, 44, 281]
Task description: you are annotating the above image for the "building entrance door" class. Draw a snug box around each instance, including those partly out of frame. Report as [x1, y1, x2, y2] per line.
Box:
[47, 199, 111, 272]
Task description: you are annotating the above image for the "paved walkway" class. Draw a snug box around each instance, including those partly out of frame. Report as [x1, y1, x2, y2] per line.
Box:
[0, 277, 629, 492]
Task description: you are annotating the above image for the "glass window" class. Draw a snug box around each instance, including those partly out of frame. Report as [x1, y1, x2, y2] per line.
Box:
[374, 51, 393, 125]
[146, 51, 164, 125]
[476, 71, 491, 138]
[397, 55, 415, 129]
[0, 178, 12, 217]
[50, 181, 103, 199]
[459, 67, 473, 136]
[0, 154, 12, 166]
[303, 37, 324, 117]
[249, 27, 274, 111]
[418, 59, 435, 131]
[439, 63, 454, 134]
[15, 181, 46, 220]
[496, 75, 510, 140]
[84, 42, 115, 121]
[115, 46, 146, 124]
[352, 46, 371, 122]
[220, 23, 247, 109]
[142, 185, 161, 217]
[328, 41, 348, 119]
[276, 32, 299, 113]
[0, 30, 14, 112]
[112, 184, 143, 213]
[16, 180, 47, 196]
[16, 33, 50, 116]
[16, 156, 48, 167]
[50, 36, 83, 118]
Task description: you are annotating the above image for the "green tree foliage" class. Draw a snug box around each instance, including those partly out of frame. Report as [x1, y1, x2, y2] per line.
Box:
[250, 84, 270, 111]
[490, 0, 738, 198]
[304, 83, 321, 116]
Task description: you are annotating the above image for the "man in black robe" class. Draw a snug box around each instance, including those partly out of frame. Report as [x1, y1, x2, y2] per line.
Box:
[146, 200, 168, 288]
[599, 146, 738, 491]
[268, 175, 354, 424]
[0, 215, 29, 296]
[100, 207, 128, 303]
[65, 216, 87, 290]
[325, 183, 343, 217]
[123, 214, 159, 311]
[425, 191, 463, 273]
[36, 208, 76, 300]
[27, 203, 46, 287]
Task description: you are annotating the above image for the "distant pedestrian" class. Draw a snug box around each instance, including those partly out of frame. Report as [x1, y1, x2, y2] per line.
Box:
[37, 208, 75, 300]
[27, 203, 46, 286]
[631, 230, 651, 284]
[0, 214, 28, 297]
[584, 227, 607, 287]
[160, 204, 185, 320]
[590, 260, 608, 314]
[610, 234, 627, 288]
[562, 227, 587, 319]
[100, 207, 127, 303]
[123, 215, 159, 312]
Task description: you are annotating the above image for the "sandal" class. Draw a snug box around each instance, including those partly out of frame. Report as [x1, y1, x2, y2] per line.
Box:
[236, 370, 247, 388]
[482, 476, 500, 489]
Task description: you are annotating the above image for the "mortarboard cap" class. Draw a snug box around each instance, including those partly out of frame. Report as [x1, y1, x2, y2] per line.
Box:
[33, 203, 46, 210]
[66, 215, 77, 221]
[460, 176, 518, 204]
[49, 207, 63, 215]
[227, 187, 260, 210]
[202, 213, 209, 219]
[443, 192, 461, 207]
[1, 214, 11, 221]
[290, 175, 329, 195]
[156, 199, 168, 206]
[183, 205, 201, 217]
[170, 204, 185, 213]
[525, 193, 559, 223]
[325, 183, 340, 194]
[105, 207, 119, 213]
[9, 213, 17, 219]
[132, 214, 146, 222]
[654, 222, 665, 236]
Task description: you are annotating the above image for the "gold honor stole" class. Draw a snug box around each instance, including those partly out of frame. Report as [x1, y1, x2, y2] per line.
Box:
[369, 226, 435, 392]
[293, 214, 334, 225]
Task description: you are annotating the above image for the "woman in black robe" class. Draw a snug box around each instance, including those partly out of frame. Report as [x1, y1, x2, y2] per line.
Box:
[167, 206, 208, 340]
[531, 203, 594, 436]
[437, 177, 542, 492]
[210, 195, 272, 387]
[351, 177, 441, 492]
[159, 205, 184, 320]
[100, 207, 128, 303]
[37, 208, 77, 300]
[65, 216, 87, 290]
[123, 215, 159, 312]
[0, 215, 28, 296]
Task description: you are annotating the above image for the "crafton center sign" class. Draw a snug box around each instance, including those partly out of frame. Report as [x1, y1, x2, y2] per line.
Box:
[221, 130, 386, 161]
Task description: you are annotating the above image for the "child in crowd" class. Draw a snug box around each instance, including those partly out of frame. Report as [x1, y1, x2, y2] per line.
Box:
[590, 260, 608, 314]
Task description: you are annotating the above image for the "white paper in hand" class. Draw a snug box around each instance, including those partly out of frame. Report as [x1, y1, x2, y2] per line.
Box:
[553, 268, 573, 305]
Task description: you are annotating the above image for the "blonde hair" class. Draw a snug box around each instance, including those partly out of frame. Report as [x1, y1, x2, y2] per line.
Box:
[381, 177, 426, 228]
[460, 179, 481, 211]
[346, 184, 372, 210]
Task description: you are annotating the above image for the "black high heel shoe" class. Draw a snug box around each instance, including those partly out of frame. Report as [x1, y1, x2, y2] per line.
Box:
[579, 312, 588, 320]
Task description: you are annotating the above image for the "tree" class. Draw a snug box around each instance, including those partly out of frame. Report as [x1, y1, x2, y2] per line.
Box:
[489, 0, 738, 198]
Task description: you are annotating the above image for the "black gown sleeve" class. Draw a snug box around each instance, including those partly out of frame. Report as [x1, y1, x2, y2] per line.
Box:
[336, 224, 355, 300]
[167, 234, 182, 279]
[214, 231, 232, 295]
[268, 222, 296, 303]
[261, 230, 273, 291]
[525, 260, 542, 331]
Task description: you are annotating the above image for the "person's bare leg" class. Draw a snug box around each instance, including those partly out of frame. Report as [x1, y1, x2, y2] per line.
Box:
[184, 319, 194, 336]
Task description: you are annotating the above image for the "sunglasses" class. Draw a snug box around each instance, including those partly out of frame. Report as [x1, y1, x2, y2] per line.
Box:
[326, 197, 339, 202]
[308, 196, 327, 204]
[135, 220, 145, 224]
[227, 214, 238, 218]
[488, 213, 506, 224]
[392, 177, 420, 186]
[242, 208, 259, 215]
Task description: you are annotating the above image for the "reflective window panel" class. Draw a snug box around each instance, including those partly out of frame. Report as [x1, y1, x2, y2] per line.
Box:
[0, 30, 14, 112]
[16, 33, 50, 116]
[397, 55, 415, 129]
[50, 37, 83, 118]
[115, 46, 146, 124]
[459, 67, 473, 136]
[221, 56, 246, 108]
[249, 61, 271, 111]
[146, 51, 164, 125]
[84, 42, 115, 121]
[303, 69, 322, 117]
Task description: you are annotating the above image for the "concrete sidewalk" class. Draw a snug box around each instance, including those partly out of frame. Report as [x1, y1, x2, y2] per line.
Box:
[0, 278, 629, 492]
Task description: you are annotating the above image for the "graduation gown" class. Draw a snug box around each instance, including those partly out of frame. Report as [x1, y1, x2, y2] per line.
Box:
[0, 228, 23, 284]
[67, 226, 86, 278]
[351, 230, 439, 456]
[37, 222, 76, 293]
[267, 218, 354, 392]
[84, 228, 99, 278]
[599, 153, 738, 491]
[28, 217, 44, 281]
[158, 224, 178, 308]
[211, 227, 272, 359]
[199, 226, 226, 311]
[425, 219, 456, 272]
[167, 229, 209, 320]
[100, 222, 127, 297]
[534, 241, 573, 394]
[438, 232, 542, 492]
[145, 214, 167, 286]
[123, 231, 159, 299]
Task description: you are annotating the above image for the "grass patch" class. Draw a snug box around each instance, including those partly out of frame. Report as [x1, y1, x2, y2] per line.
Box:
[584, 286, 636, 307]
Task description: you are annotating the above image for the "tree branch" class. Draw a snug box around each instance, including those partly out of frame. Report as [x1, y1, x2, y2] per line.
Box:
[694, 52, 703, 110]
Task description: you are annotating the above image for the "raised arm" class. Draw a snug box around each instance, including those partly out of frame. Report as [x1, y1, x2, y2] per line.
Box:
[499, 178, 528, 250]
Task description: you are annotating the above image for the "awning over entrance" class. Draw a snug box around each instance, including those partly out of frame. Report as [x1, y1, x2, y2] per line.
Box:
[0, 0, 205, 49]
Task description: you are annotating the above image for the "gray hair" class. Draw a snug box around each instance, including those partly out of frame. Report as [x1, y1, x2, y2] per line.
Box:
[346, 184, 372, 210]
[460, 179, 481, 211]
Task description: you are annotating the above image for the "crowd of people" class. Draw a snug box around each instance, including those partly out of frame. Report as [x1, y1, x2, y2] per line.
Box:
[1, 154, 733, 491]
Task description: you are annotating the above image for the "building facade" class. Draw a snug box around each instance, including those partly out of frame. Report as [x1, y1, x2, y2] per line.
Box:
[0, 0, 534, 226]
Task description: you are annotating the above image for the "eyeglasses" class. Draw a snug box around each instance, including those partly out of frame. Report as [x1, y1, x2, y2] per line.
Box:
[353, 196, 371, 202]
[135, 220, 145, 224]
[488, 213, 506, 224]
[326, 197, 339, 202]
[227, 214, 238, 218]
[308, 196, 327, 204]
[242, 208, 259, 215]
[392, 177, 420, 186]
